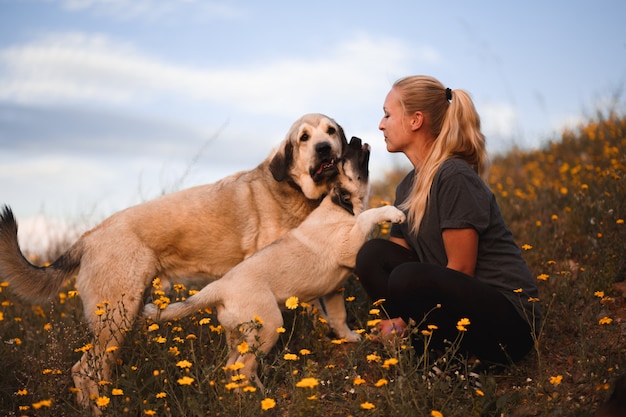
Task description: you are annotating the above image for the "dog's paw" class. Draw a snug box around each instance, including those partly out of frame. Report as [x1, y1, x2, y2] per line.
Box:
[381, 206, 406, 224]
[143, 303, 159, 320]
[344, 330, 363, 343]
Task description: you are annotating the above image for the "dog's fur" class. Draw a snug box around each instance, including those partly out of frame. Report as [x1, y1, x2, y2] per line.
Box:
[144, 137, 406, 390]
[0, 113, 347, 408]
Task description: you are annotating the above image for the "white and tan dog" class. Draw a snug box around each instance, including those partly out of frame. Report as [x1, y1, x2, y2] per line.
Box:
[0, 113, 347, 409]
[144, 137, 405, 390]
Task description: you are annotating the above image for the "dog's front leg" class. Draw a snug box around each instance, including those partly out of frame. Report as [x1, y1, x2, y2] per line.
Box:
[320, 291, 361, 342]
[337, 206, 406, 268]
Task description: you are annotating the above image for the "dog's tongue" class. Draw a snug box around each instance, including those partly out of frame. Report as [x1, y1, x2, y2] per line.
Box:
[316, 161, 334, 175]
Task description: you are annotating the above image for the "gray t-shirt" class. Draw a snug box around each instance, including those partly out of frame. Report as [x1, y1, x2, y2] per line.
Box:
[390, 158, 541, 327]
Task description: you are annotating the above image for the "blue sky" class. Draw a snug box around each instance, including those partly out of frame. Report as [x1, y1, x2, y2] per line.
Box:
[1, 0, 625, 246]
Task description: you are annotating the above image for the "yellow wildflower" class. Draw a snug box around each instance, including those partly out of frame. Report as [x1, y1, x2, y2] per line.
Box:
[284, 353, 299, 361]
[176, 360, 192, 369]
[32, 399, 53, 409]
[237, 341, 249, 354]
[285, 296, 299, 310]
[382, 358, 398, 369]
[276, 327, 286, 333]
[431, 411, 444, 417]
[549, 375, 563, 385]
[360, 401, 376, 410]
[177, 376, 195, 386]
[111, 388, 123, 396]
[374, 378, 388, 387]
[155, 392, 167, 399]
[295, 377, 319, 389]
[353, 376, 366, 385]
[147, 323, 159, 332]
[144, 410, 157, 416]
[456, 317, 471, 332]
[95, 396, 110, 407]
[599, 317, 613, 325]
[261, 397, 276, 411]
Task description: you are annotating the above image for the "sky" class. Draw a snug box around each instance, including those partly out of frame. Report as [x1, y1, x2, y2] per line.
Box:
[0, 0, 625, 253]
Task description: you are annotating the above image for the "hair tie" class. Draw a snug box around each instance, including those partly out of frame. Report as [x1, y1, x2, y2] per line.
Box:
[445, 87, 452, 101]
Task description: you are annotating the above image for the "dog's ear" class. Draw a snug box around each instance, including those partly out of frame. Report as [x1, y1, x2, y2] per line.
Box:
[269, 140, 294, 182]
[331, 186, 354, 215]
[336, 123, 348, 151]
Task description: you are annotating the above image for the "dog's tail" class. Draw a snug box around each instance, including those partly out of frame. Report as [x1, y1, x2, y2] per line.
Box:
[0, 205, 82, 302]
[144, 280, 223, 322]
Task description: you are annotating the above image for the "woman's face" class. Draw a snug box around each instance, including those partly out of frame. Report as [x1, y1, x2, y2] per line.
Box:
[379, 88, 412, 153]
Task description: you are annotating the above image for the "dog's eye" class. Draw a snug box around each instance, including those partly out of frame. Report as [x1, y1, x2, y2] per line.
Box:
[300, 133, 309, 142]
[327, 126, 336, 135]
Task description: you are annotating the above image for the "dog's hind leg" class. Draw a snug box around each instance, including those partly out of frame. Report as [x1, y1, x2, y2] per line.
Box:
[71, 253, 152, 412]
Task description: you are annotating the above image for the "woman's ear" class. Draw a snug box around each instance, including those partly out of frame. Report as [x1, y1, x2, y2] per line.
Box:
[410, 111, 423, 131]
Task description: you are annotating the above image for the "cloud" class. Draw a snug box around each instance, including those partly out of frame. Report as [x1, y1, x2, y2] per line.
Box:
[0, 31, 423, 118]
[57, 0, 244, 22]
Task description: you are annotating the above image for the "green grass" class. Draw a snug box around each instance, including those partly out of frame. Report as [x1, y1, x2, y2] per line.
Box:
[1, 109, 625, 416]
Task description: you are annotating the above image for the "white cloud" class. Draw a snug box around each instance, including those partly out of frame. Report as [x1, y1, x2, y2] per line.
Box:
[58, 0, 243, 21]
[0, 32, 423, 118]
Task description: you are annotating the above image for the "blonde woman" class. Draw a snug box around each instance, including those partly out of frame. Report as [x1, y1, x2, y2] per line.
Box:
[355, 75, 540, 365]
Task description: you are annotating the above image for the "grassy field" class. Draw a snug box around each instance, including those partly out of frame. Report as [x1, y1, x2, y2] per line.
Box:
[1, 110, 625, 416]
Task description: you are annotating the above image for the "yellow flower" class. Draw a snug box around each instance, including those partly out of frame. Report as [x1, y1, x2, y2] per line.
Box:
[237, 341, 249, 354]
[32, 399, 53, 409]
[537, 273, 549, 281]
[155, 392, 167, 399]
[261, 397, 276, 411]
[284, 353, 299, 361]
[295, 377, 319, 389]
[224, 362, 245, 372]
[0, 312, 3, 321]
[153, 336, 167, 343]
[367, 319, 382, 327]
[276, 327, 286, 333]
[105, 345, 119, 353]
[177, 376, 195, 386]
[17, 389, 28, 395]
[599, 317, 613, 325]
[475, 389, 485, 396]
[431, 411, 444, 417]
[225, 382, 240, 390]
[43, 323, 52, 331]
[285, 296, 299, 310]
[198, 317, 211, 325]
[366, 353, 381, 362]
[111, 388, 124, 396]
[345, 296, 355, 302]
[369, 308, 381, 315]
[176, 360, 192, 369]
[594, 291, 605, 298]
[148, 323, 159, 331]
[372, 298, 386, 306]
[456, 317, 471, 332]
[617, 219, 624, 225]
[253, 314, 264, 324]
[513, 288, 523, 293]
[360, 401, 376, 410]
[549, 375, 563, 385]
[95, 396, 110, 407]
[374, 378, 388, 387]
[382, 358, 398, 369]
[243, 385, 256, 393]
[144, 410, 157, 416]
[521, 244, 533, 250]
[300, 349, 311, 356]
[353, 376, 366, 385]
[94, 309, 106, 316]
[74, 343, 93, 353]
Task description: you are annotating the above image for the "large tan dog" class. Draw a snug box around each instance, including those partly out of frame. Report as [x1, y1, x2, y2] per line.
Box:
[144, 137, 406, 390]
[0, 113, 346, 409]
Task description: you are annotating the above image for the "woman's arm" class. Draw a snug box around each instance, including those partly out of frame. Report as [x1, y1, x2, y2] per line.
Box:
[442, 228, 478, 277]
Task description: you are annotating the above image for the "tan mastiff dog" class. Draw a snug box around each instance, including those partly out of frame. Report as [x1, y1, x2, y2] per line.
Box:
[0, 113, 347, 410]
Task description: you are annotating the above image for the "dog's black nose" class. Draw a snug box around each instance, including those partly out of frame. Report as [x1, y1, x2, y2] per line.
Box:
[315, 142, 332, 157]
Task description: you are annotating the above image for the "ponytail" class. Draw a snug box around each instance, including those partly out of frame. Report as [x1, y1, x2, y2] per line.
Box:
[395, 76, 487, 235]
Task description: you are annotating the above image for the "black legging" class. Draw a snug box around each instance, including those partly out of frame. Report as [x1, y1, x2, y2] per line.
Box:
[355, 238, 534, 365]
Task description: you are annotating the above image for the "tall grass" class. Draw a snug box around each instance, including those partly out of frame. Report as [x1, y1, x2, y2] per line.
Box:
[1, 110, 625, 416]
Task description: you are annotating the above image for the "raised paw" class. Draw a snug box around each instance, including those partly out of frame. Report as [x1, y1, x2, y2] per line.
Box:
[382, 206, 406, 224]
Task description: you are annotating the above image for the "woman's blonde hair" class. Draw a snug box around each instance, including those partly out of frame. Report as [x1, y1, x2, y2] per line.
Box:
[395, 75, 487, 235]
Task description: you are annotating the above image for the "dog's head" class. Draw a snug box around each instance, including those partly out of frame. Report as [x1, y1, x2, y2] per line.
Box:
[269, 113, 347, 200]
[330, 136, 371, 215]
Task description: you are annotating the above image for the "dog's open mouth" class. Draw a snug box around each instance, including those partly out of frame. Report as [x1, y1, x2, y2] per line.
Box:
[311, 159, 338, 182]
